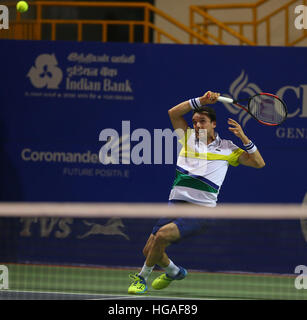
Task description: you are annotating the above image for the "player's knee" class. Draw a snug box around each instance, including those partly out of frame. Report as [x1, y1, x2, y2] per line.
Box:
[154, 223, 180, 245]
[154, 230, 171, 246]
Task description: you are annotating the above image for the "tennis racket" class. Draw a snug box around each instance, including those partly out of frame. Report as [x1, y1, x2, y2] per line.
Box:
[217, 93, 287, 126]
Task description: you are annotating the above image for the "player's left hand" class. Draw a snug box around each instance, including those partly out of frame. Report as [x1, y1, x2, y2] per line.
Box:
[227, 118, 247, 141]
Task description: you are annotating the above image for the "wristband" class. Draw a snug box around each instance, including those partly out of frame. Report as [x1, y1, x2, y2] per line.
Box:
[189, 97, 202, 111]
[243, 140, 257, 154]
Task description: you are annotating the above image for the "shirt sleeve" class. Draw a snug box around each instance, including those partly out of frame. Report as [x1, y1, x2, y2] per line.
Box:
[227, 141, 245, 167]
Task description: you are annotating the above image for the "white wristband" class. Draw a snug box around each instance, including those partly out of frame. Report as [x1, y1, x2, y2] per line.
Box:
[189, 97, 202, 111]
[243, 140, 258, 154]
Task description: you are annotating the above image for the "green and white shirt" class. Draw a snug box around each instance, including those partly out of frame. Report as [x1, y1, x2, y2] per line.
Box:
[169, 128, 244, 207]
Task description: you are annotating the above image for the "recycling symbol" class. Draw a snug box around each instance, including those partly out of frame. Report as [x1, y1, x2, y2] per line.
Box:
[27, 54, 63, 89]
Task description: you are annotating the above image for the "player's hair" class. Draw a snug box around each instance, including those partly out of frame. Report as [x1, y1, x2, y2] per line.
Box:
[193, 106, 216, 122]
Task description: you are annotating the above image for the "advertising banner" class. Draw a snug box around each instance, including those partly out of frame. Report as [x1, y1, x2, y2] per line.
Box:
[0, 40, 306, 273]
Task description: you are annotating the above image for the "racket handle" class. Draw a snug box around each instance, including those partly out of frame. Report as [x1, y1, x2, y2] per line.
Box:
[218, 96, 234, 104]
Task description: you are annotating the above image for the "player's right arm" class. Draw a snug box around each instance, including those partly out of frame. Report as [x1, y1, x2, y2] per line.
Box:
[168, 100, 190, 133]
[168, 91, 217, 135]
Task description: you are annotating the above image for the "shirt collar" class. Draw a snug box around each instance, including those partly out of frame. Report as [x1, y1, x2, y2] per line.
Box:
[208, 132, 220, 147]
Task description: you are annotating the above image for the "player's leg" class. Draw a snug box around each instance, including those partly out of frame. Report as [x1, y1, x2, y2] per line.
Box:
[141, 234, 169, 277]
[147, 222, 187, 290]
[143, 234, 170, 268]
[150, 217, 214, 290]
[128, 222, 182, 294]
[127, 233, 162, 295]
[142, 233, 155, 258]
[127, 236, 153, 294]
[145, 222, 180, 267]
[129, 216, 210, 294]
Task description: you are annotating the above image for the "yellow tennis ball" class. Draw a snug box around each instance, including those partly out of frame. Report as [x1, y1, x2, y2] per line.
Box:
[16, 1, 29, 13]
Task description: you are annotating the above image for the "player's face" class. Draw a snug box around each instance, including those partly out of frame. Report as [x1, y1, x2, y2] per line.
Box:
[192, 113, 216, 140]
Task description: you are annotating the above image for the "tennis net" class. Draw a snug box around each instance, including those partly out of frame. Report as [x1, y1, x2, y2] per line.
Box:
[0, 202, 307, 300]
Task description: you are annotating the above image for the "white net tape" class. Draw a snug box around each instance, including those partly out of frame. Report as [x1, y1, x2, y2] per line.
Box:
[0, 202, 306, 219]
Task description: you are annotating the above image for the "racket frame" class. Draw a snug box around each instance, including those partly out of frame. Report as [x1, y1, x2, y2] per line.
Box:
[220, 92, 288, 126]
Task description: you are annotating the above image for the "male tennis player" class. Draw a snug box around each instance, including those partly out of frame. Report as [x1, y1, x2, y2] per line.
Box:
[128, 91, 265, 294]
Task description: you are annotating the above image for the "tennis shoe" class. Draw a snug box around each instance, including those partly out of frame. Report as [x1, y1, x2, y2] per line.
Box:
[128, 273, 148, 294]
[151, 266, 187, 290]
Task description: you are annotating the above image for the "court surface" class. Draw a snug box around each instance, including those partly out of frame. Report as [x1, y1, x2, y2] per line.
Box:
[0, 263, 306, 300]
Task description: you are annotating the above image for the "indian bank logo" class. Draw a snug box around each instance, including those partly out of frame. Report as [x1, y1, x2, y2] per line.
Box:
[27, 54, 63, 89]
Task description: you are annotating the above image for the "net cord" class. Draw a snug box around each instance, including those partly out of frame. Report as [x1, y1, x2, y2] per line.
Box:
[0, 203, 305, 219]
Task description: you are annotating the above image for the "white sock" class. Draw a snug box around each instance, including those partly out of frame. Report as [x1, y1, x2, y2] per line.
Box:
[138, 263, 154, 281]
[163, 260, 180, 277]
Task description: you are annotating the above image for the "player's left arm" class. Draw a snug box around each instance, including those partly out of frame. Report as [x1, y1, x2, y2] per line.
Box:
[228, 118, 265, 169]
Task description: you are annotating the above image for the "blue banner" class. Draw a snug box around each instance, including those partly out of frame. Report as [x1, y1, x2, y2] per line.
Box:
[1, 40, 307, 273]
[0, 40, 307, 203]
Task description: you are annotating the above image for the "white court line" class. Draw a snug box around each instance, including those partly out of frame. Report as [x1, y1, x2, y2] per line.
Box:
[0, 289, 210, 300]
[0, 289, 113, 298]
[88, 295, 208, 300]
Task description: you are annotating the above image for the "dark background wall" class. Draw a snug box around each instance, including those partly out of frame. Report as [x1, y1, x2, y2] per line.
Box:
[41, 0, 155, 42]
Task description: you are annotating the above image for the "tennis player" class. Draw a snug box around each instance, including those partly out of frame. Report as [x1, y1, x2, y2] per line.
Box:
[128, 91, 265, 294]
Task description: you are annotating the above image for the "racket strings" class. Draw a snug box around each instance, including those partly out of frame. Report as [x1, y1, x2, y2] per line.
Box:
[249, 95, 286, 124]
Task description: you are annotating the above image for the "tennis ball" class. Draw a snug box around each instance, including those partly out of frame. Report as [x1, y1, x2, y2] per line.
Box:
[16, 1, 29, 13]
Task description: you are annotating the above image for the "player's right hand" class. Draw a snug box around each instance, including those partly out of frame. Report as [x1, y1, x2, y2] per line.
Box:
[200, 91, 220, 105]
